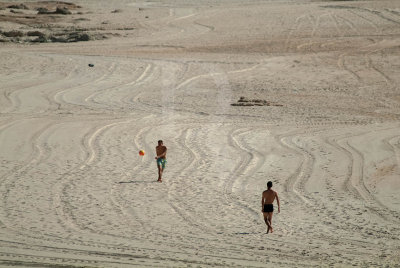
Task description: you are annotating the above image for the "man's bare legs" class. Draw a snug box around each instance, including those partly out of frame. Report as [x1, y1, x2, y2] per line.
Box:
[268, 213, 273, 233]
[263, 212, 273, 233]
[263, 212, 274, 233]
[157, 164, 163, 182]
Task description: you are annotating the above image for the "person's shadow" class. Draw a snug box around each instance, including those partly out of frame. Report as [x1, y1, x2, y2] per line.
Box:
[118, 180, 156, 184]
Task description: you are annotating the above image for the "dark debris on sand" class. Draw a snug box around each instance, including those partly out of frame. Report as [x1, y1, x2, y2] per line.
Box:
[231, 97, 283, 107]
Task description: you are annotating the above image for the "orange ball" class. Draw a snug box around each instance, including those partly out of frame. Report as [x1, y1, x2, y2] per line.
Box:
[139, 150, 145, 156]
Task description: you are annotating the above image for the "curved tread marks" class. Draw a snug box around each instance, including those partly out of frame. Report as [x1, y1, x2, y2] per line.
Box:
[175, 63, 261, 91]
[337, 53, 362, 82]
[83, 63, 151, 108]
[234, 127, 267, 194]
[127, 63, 154, 86]
[225, 128, 251, 201]
[130, 65, 161, 104]
[387, 135, 400, 168]
[363, 8, 400, 25]
[4, 79, 55, 114]
[165, 127, 216, 233]
[53, 120, 132, 241]
[224, 128, 261, 219]
[364, 47, 395, 89]
[332, 131, 400, 223]
[327, 134, 371, 201]
[54, 62, 118, 110]
[80, 120, 130, 170]
[333, 14, 361, 36]
[347, 9, 380, 33]
[274, 131, 311, 206]
[0, 120, 55, 238]
[279, 135, 313, 206]
[52, 123, 104, 236]
[4, 53, 79, 114]
[285, 14, 309, 51]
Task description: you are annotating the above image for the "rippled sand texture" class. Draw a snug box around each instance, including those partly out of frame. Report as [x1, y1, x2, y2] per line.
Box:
[1, 0, 400, 267]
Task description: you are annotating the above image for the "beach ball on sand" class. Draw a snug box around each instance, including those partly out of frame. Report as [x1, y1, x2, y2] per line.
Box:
[139, 150, 145, 156]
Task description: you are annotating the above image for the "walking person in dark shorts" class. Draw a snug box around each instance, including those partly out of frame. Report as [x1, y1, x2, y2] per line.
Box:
[262, 181, 280, 233]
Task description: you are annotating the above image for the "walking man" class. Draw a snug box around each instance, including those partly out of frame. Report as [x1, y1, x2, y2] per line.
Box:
[155, 140, 167, 182]
[261, 181, 280, 233]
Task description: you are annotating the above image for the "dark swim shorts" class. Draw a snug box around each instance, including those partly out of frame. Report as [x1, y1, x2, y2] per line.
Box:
[263, 204, 274, 213]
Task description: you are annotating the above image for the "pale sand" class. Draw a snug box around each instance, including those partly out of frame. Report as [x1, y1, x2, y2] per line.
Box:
[0, 0, 400, 267]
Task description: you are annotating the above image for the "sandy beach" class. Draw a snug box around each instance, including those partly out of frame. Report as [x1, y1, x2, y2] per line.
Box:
[1, 0, 400, 267]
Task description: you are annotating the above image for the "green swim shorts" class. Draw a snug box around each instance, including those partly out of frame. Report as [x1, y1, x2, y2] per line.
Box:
[157, 158, 167, 169]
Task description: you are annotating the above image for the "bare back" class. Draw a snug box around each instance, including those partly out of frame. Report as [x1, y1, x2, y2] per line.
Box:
[262, 189, 277, 204]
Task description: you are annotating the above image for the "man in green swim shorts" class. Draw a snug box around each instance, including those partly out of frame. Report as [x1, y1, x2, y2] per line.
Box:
[155, 140, 167, 182]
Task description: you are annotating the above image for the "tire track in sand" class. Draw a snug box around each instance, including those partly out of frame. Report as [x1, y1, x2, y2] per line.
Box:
[174, 63, 262, 91]
[53, 62, 118, 110]
[274, 130, 314, 207]
[387, 135, 400, 170]
[165, 127, 215, 233]
[329, 131, 400, 223]
[224, 128, 262, 220]
[52, 120, 137, 242]
[3, 53, 79, 114]
[83, 62, 153, 109]
[0, 120, 63, 242]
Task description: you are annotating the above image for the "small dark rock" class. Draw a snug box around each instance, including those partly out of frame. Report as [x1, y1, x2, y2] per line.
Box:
[7, 4, 29, 10]
[48, 32, 91, 43]
[10, 9, 23, 14]
[27, 31, 45, 37]
[2, 30, 24, 37]
[55, 7, 72, 15]
[32, 36, 48, 43]
[50, 35, 67, 42]
[74, 18, 90, 22]
[231, 103, 254, 107]
[37, 7, 50, 14]
[69, 32, 90, 42]
[37, 6, 72, 15]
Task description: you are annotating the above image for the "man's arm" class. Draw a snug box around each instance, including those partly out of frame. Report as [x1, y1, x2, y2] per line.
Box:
[261, 193, 265, 212]
[156, 147, 167, 158]
[275, 192, 280, 213]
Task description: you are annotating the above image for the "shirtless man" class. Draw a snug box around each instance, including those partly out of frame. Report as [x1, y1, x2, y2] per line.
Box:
[261, 181, 280, 234]
[155, 140, 167, 182]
